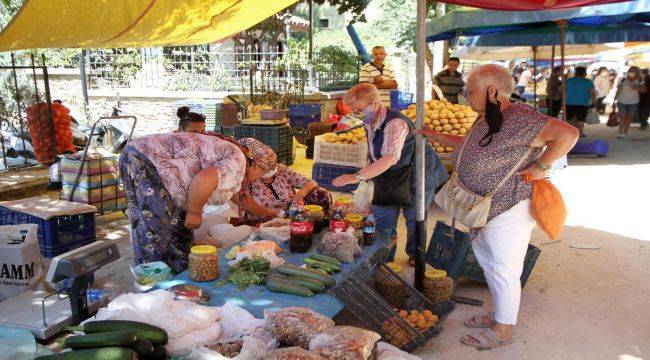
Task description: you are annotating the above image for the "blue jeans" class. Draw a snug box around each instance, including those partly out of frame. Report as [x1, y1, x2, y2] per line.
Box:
[373, 187, 435, 259]
[517, 86, 526, 95]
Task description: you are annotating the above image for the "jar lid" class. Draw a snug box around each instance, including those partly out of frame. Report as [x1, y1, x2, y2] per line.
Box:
[345, 214, 363, 222]
[305, 205, 323, 213]
[337, 196, 353, 204]
[425, 269, 447, 279]
[191, 245, 217, 255]
[387, 262, 402, 273]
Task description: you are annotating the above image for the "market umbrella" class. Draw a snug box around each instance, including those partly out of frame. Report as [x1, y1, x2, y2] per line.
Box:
[452, 44, 620, 60]
[436, 0, 630, 11]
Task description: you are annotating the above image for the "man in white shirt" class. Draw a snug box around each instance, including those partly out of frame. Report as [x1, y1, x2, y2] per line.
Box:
[516, 65, 535, 95]
[359, 46, 398, 106]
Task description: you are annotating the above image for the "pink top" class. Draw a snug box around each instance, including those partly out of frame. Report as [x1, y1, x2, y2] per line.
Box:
[246, 164, 309, 221]
[129, 133, 247, 209]
[366, 106, 410, 161]
[451, 104, 549, 223]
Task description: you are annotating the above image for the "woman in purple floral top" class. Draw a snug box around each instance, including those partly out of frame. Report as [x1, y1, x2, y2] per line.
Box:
[420, 64, 578, 349]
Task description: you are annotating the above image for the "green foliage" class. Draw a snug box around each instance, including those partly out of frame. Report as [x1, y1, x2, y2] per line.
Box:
[313, 0, 370, 23]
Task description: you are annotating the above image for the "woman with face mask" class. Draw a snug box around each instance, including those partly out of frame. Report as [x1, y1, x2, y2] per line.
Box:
[419, 64, 578, 349]
[237, 138, 331, 224]
[614, 66, 646, 138]
[332, 83, 449, 266]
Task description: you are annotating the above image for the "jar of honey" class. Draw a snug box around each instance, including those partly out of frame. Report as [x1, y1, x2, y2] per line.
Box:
[423, 269, 453, 304]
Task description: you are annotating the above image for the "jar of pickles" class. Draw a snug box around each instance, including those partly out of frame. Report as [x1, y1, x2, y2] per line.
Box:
[305, 204, 325, 233]
[189, 245, 219, 282]
[333, 196, 356, 216]
[345, 213, 364, 246]
[423, 269, 453, 304]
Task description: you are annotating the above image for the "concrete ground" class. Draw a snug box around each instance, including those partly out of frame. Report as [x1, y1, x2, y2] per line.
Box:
[28, 122, 649, 359]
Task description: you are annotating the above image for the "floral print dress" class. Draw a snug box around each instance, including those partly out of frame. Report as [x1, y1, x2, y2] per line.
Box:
[120, 133, 246, 274]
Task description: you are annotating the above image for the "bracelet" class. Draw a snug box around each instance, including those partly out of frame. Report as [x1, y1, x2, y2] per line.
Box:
[355, 173, 365, 182]
[536, 161, 553, 172]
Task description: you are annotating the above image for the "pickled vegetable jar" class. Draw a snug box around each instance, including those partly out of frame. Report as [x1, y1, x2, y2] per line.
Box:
[189, 245, 218, 282]
[305, 204, 325, 232]
[423, 269, 453, 304]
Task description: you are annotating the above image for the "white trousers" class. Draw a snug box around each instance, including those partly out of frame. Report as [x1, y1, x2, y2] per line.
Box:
[472, 199, 536, 325]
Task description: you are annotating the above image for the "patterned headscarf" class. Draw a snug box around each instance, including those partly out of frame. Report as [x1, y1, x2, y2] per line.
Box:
[238, 138, 277, 172]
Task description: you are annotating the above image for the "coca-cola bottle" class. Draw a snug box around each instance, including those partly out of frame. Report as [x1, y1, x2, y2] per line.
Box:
[290, 201, 313, 253]
[329, 202, 348, 232]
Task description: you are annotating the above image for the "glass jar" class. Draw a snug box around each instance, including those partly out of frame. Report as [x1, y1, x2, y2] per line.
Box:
[333, 196, 356, 216]
[423, 269, 453, 304]
[305, 204, 325, 233]
[189, 245, 219, 282]
[345, 214, 364, 246]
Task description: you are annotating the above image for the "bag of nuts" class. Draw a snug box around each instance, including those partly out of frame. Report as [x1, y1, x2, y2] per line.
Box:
[265, 307, 334, 349]
[309, 326, 380, 360]
[264, 347, 327, 360]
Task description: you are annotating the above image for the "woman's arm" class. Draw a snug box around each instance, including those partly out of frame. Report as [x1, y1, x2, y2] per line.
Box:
[525, 119, 579, 180]
[185, 167, 219, 229]
[331, 155, 397, 187]
[294, 180, 318, 202]
[416, 127, 465, 148]
[241, 193, 277, 218]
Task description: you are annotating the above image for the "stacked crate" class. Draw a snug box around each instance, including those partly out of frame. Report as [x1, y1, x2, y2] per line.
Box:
[289, 104, 322, 145]
[312, 128, 369, 193]
[306, 122, 336, 159]
[234, 124, 293, 166]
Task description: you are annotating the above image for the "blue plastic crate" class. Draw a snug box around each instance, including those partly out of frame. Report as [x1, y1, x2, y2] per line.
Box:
[0, 206, 96, 257]
[390, 91, 413, 111]
[311, 163, 360, 193]
[569, 140, 609, 158]
[289, 104, 322, 128]
[220, 125, 236, 138]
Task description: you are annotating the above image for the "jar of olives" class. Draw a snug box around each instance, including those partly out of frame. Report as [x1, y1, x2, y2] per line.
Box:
[189, 245, 218, 282]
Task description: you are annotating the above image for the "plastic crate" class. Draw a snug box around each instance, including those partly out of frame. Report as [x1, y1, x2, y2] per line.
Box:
[289, 104, 322, 128]
[311, 163, 359, 193]
[220, 126, 236, 138]
[306, 138, 315, 159]
[314, 135, 369, 168]
[234, 124, 294, 165]
[203, 102, 223, 131]
[569, 139, 609, 157]
[0, 207, 96, 257]
[390, 91, 414, 111]
[331, 262, 455, 352]
[221, 103, 240, 127]
[426, 221, 541, 287]
[308, 122, 336, 139]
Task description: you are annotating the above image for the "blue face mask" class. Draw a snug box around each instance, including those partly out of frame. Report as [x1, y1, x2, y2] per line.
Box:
[362, 104, 377, 124]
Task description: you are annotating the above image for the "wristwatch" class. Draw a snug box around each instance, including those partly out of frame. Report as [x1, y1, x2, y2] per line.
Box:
[536, 161, 553, 172]
[355, 173, 365, 182]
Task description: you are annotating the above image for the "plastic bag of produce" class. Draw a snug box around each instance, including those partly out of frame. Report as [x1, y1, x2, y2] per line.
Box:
[134, 261, 172, 285]
[320, 229, 362, 264]
[218, 302, 266, 340]
[376, 342, 422, 360]
[258, 218, 291, 243]
[309, 326, 380, 360]
[264, 347, 327, 360]
[209, 224, 254, 247]
[265, 307, 334, 349]
[353, 180, 374, 214]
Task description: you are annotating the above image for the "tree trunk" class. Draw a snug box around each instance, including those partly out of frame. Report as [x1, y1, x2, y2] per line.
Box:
[425, 44, 434, 78]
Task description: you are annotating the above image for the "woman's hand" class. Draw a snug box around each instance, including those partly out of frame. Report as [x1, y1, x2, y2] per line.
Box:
[332, 174, 359, 187]
[416, 127, 439, 139]
[293, 192, 305, 203]
[520, 164, 548, 181]
[184, 211, 203, 229]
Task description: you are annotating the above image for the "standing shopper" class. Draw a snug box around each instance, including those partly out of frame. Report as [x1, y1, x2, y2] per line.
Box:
[359, 46, 398, 107]
[419, 64, 579, 349]
[332, 83, 448, 266]
[637, 69, 650, 131]
[565, 67, 597, 137]
[594, 67, 611, 114]
[516, 65, 535, 95]
[120, 133, 266, 273]
[614, 66, 645, 138]
[545, 66, 563, 118]
[432, 57, 465, 104]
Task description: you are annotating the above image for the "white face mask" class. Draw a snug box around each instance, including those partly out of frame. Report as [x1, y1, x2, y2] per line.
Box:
[262, 168, 277, 179]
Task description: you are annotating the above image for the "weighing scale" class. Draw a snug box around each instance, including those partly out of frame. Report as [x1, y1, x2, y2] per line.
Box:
[0, 241, 120, 340]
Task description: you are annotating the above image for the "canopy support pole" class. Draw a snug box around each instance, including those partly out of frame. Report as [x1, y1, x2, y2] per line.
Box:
[559, 21, 567, 121]
[551, 45, 556, 70]
[78, 49, 89, 114]
[414, 0, 427, 291]
[533, 46, 537, 110]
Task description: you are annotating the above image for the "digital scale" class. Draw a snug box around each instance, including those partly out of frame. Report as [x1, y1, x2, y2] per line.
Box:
[0, 241, 120, 340]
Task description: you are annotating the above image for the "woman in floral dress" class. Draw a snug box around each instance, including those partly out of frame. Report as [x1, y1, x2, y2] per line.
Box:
[119, 133, 266, 274]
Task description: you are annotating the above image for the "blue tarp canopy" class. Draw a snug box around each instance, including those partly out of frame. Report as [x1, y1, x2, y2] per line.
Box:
[427, 0, 650, 45]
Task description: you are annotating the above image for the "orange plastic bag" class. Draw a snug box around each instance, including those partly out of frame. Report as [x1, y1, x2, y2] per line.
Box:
[524, 174, 567, 239]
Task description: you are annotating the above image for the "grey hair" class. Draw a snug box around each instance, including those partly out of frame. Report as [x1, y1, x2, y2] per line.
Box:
[467, 64, 515, 95]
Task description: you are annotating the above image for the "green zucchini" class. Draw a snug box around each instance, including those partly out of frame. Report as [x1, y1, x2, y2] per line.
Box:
[149, 344, 167, 360]
[131, 338, 154, 358]
[277, 265, 336, 287]
[265, 277, 313, 297]
[310, 254, 341, 267]
[265, 274, 325, 293]
[35, 347, 137, 360]
[63, 331, 137, 349]
[304, 258, 340, 272]
[69, 320, 168, 345]
[307, 266, 328, 275]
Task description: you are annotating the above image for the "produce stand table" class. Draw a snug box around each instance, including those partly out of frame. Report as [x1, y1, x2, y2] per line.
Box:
[157, 230, 391, 319]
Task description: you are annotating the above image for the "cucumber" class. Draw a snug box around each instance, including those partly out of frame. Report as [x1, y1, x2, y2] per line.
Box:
[35, 347, 137, 360]
[149, 344, 167, 360]
[310, 254, 341, 267]
[307, 266, 329, 274]
[265, 274, 325, 293]
[71, 320, 168, 345]
[131, 338, 154, 358]
[277, 265, 336, 287]
[304, 258, 340, 272]
[63, 331, 137, 349]
[265, 277, 313, 297]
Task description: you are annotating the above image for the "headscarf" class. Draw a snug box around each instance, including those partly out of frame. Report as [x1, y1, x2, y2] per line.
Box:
[237, 138, 277, 172]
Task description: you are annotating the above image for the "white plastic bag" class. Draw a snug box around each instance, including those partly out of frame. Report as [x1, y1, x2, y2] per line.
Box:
[189, 337, 268, 360]
[377, 342, 422, 360]
[353, 181, 374, 214]
[258, 219, 291, 243]
[209, 224, 254, 247]
[218, 302, 266, 340]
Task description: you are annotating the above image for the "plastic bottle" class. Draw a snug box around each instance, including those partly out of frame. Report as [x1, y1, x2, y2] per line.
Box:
[329, 202, 348, 232]
[290, 201, 313, 253]
[363, 214, 375, 246]
[86, 287, 117, 304]
[286, 201, 298, 219]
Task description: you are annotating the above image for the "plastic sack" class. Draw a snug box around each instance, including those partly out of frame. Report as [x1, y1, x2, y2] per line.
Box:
[189, 337, 267, 360]
[0, 224, 43, 301]
[265, 307, 335, 349]
[524, 175, 567, 240]
[209, 224, 254, 247]
[218, 302, 266, 340]
[134, 261, 172, 286]
[258, 219, 291, 243]
[586, 108, 600, 125]
[309, 326, 380, 360]
[264, 347, 327, 360]
[376, 342, 422, 360]
[606, 111, 618, 127]
[353, 181, 374, 214]
[320, 228, 362, 264]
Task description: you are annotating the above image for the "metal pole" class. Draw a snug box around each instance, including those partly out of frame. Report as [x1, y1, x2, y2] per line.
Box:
[533, 46, 537, 110]
[41, 54, 57, 165]
[78, 49, 89, 113]
[308, 0, 313, 62]
[559, 22, 567, 120]
[414, 0, 427, 291]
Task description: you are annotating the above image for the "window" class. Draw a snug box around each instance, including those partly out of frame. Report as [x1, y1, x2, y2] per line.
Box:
[319, 18, 330, 29]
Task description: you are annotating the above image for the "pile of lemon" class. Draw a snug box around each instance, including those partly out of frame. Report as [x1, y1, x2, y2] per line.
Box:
[401, 100, 478, 153]
[321, 127, 366, 145]
[246, 103, 272, 118]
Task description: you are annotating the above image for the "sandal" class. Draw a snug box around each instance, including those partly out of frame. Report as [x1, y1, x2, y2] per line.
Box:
[461, 328, 513, 349]
[464, 312, 496, 328]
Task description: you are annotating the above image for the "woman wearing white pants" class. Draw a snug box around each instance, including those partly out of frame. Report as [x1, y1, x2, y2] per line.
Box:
[420, 64, 578, 348]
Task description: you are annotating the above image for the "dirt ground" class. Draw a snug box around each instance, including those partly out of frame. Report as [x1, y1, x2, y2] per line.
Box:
[72, 122, 649, 360]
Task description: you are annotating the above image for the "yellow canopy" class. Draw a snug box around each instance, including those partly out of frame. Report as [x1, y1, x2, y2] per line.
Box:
[0, 0, 298, 51]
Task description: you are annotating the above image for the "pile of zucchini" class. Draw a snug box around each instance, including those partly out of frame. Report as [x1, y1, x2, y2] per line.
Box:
[37, 320, 168, 360]
[265, 255, 340, 297]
